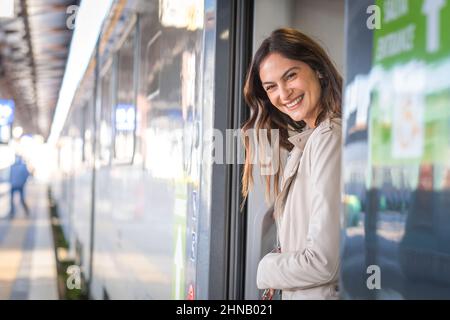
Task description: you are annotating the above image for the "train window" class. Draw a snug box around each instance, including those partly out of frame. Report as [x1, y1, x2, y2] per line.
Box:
[81, 104, 87, 163]
[139, 29, 184, 179]
[70, 109, 82, 167]
[99, 64, 113, 165]
[114, 27, 136, 164]
[133, 27, 161, 167]
[82, 101, 94, 164]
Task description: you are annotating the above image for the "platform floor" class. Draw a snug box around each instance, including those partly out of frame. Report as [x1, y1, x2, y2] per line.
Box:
[0, 181, 58, 300]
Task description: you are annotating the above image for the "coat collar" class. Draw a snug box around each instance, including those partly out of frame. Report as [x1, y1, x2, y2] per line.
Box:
[287, 118, 340, 151]
[288, 128, 314, 151]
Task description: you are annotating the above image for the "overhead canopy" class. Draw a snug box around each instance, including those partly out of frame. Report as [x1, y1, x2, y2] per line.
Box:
[0, 0, 78, 138]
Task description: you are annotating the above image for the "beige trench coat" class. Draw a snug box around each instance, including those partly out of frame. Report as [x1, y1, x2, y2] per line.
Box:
[257, 117, 342, 300]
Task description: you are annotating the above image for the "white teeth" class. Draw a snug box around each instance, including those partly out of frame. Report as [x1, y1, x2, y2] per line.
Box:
[286, 95, 303, 108]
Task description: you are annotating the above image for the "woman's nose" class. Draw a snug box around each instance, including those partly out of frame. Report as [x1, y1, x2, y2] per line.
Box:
[279, 85, 293, 101]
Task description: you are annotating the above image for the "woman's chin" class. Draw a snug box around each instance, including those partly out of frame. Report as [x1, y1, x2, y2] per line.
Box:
[286, 112, 304, 122]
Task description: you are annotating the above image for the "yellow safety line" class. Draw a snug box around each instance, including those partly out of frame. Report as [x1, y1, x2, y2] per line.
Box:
[0, 218, 30, 299]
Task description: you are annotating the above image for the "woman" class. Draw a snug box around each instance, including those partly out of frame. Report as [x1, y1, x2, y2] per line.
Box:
[242, 28, 342, 300]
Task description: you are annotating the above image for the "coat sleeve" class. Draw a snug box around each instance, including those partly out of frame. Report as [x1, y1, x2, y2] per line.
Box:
[256, 128, 341, 290]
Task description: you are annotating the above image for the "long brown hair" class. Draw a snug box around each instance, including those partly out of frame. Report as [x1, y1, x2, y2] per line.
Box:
[242, 28, 342, 203]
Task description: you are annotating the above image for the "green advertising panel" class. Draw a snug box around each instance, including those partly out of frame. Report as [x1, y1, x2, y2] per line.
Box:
[370, 0, 450, 167]
[374, 0, 450, 67]
[370, 87, 450, 165]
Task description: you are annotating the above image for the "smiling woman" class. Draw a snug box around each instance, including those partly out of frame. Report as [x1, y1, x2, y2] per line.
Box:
[242, 28, 342, 300]
[259, 54, 322, 127]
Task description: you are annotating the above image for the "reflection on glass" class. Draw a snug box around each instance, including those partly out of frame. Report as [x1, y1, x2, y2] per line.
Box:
[114, 28, 136, 163]
[99, 67, 112, 164]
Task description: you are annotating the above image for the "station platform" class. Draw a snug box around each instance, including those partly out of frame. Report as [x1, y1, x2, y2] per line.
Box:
[0, 181, 58, 300]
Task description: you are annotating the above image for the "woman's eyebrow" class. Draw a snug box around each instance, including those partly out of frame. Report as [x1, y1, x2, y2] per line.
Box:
[262, 66, 300, 85]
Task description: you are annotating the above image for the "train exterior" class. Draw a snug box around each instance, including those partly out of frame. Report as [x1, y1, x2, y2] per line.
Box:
[50, 0, 253, 300]
[50, 0, 450, 300]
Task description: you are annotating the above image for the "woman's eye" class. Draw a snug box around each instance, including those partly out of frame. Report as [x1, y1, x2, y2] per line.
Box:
[265, 85, 275, 91]
[286, 72, 296, 80]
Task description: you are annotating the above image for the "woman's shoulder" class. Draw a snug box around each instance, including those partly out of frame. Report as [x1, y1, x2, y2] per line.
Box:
[311, 117, 342, 140]
[305, 117, 342, 157]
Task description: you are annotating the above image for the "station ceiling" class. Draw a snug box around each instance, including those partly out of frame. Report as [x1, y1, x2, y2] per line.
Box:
[0, 0, 78, 138]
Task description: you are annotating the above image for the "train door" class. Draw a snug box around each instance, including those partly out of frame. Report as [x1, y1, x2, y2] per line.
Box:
[134, 0, 253, 300]
[245, 0, 345, 299]
[72, 93, 96, 287]
[134, 0, 210, 299]
[91, 53, 114, 300]
[90, 0, 224, 300]
[342, 0, 450, 299]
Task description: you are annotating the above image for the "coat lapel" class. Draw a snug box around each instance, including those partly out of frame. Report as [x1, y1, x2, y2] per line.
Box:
[274, 127, 315, 218]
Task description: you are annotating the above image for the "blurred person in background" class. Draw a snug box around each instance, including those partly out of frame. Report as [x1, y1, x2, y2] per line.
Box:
[9, 154, 31, 218]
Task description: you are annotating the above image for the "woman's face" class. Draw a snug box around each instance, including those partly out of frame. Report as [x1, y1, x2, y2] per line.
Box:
[259, 52, 322, 127]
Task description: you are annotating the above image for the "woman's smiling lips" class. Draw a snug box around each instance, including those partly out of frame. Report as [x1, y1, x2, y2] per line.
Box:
[285, 94, 304, 110]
